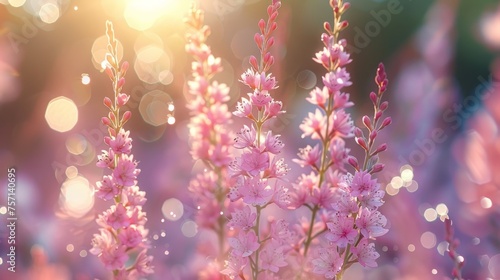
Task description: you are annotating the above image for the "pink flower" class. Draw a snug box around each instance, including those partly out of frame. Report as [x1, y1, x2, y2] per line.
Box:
[351, 239, 380, 268]
[234, 125, 256, 149]
[311, 184, 336, 209]
[322, 67, 352, 93]
[355, 208, 388, 238]
[350, 171, 378, 197]
[249, 89, 272, 108]
[266, 157, 289, 178]
[239, 177, 274, 206]
[97, 149, 115, 169]
[229, 230, 260, 257]
[325, 215, 357, 248]
[117, 93, 130, 107]
[311, 247, 342, 279]
[113, 154, 140, 187]
[329, 109, 354, 138]
[96, 175, 120, 201]
[259, 241, 288, 273]
[133, 249, 154, 276]
[118, 225, 144, 248]
[270, 219, 291, 242]
[228, 205, 256, 231]
[264, 100, 284, 119]
[299, 109, 326, 139]
[271, 184, 290, 209]
[240, 148, 269, 176]
[100, 245, 128, 271]
[263, 131, 284, 154]
[358, 189, 385, 210]
[90, 228, 115, 256]
[221, 254, 248, 279]
[233, 97, 253, 118]
[329, 138, 350, 171]
[122, 185, 147, 206]
[306, 87, 329, 108]
[106, 203, 131, 229]
[332, 90, 354, 109]
[107, 129, 132, 155]
[331, 186, 358, 215]
[293, 144, 321, 168]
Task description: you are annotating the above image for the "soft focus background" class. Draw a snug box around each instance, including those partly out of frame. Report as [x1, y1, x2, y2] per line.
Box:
[0, 0, 499, 279]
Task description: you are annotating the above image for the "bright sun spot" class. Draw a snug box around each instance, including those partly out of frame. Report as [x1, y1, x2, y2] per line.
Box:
[124, 0, 171, 31]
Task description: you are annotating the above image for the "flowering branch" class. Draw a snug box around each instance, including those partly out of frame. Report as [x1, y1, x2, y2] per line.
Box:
[222, 1, 292, 279]
[90, 21, 153, 280]
[291, 0, 391, 278]
[445, 218, 465, 280]
[184, 4, 235, 274]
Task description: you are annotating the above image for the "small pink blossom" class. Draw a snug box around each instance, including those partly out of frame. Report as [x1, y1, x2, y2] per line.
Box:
[118, 225, 144, 248]
[329, 138, 350, 171]
[208, 81, 230, 103]
[133, 249, 154, 276]
[326, 215, 357, 248]
[97, 149, 115, 169]
[332, 90, 354, 109]
[300, 109, 326, 139]
[293, 144, 321, 168]
[350, 171, 378, 197]
[311, 184, 336, 209]
[263, 131, 284, 154]
[117, 93, 130, 107]
[240, 148, 269, 176]
[266, 157, 289, 178]
[113, 154, 140, 187]
[329, 109, 354, 138]
[239, 177, 274, 206]
[234, 125, 256, 149]
[107, 129, 132, 155]
[90, 228, 114, 256]
[311, 247, 342, 279]
[106, 203, 131, 229]
[100, 245, 128, 271]
[322, 67, 352, 93]
[355, 208, 388, 238]
[259, 241, 288, 273]
[271, 184, 290, 209]
[228, 205, 257, 231]
[229, 230, 260, 257]
[233, 97, 253, 118]
[306, 87, 329, 108]
[96, 175, 120, 201]
[221, 254, 248, 279]
[351, 239, 380, 268]
[249, 89, 272, 108]
[264, 100, 284, 119]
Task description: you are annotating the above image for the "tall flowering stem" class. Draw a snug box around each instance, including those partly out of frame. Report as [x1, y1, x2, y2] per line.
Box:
[184, 4, 234, 273]
[222, 1, 292, 279]
[90, 21, 153, 279]
[445, 218, 465, 280]
[292, 0, 391, 278]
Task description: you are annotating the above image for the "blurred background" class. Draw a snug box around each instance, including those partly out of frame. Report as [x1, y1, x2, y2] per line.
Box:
[0, 0, 499, 279]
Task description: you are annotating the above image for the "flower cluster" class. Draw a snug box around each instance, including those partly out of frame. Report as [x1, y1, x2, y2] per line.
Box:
[221, 1, 292, 279]
[90, 21, 153, 279]
[289, 0, 391, 278]
[184, 5, 236, 275]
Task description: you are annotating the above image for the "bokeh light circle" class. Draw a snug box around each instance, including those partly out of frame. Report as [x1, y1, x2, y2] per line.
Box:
[45, 97, 78, 132]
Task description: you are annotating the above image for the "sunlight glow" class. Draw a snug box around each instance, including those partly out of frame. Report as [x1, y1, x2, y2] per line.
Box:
[124, 0, 170, 31]
[59, 175, 94, 218]
[45, 97, 78, 132]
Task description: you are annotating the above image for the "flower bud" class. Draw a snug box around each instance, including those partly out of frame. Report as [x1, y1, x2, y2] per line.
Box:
[120, 61, 129, 75]
[355, 137, 368, 150]
[369, 91, 377, 105]
[347, 156, 359, 170]
[324, 21, 331, 32]
[103, 97, 113, 109]
[379, 101, 389, 111]
[362, 115, 372, 130]
[371, 163, 384, 173]
[369, 130, 377, 142]
[249, 56, 259, 70]
[379, 117, 392, 130]
[122, 111, 132, 124]
[101, 117, 111, 126]
[117, 77, 125, 89]
[353, 127, 363, 138]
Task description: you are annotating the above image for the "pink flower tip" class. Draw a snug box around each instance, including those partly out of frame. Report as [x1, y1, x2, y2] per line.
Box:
[362, 115, 372, 130]
[347, 156, 359, 170]
[369, 130, 377, 141]
[121, 61, 129, 75]
[355, 137, 368, 150]
[353, 127, 363, 138]
[324, 21, 331, 32]
[380, 117, 392, 129]
[249, 55, 259, 70]
[101, 117, 111, 126]
[379, 101, 389, 111]
[369, 91, 377, 104]
[117, 77, 126, 89]
[371, 163, 384, 173]
[103, 97, 113, 109]
[122, 111, 132, 123]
